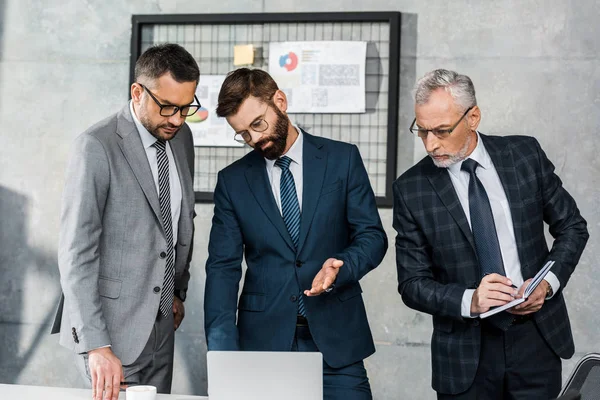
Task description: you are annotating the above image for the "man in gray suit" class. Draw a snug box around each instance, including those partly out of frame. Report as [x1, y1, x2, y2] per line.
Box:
[53, 43, 199, 399]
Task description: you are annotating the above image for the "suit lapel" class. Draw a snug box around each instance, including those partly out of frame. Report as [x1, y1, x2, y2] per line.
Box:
[116, 105, 164, 236]
[481, 134, 525, 265]
[244, 151, 296, 252]
[426, 162, 476, 253]
[297, 132, 326, 253]
[169, 131, 193, 242]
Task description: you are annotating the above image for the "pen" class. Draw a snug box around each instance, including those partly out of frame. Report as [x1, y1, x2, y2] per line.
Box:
[482, 273, 518, 291]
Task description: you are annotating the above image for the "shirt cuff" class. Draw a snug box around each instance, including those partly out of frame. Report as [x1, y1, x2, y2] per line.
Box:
[461, 289, 477, 318]
[544, 272, 561, 299]
[88, 344, 111, 353]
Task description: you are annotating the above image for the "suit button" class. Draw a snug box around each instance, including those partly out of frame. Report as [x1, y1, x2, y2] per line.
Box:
[295, 260, 303, 268]
[473, 320, 480, 327]
[153, 286, 161, 293]
[290, 295, 297, 302]
[71, 327, 76, 333]
[159, 251, 167, 259]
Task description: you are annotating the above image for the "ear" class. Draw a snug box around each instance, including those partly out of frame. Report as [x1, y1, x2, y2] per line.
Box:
[468, 105, 481, 131]
[272, 89, 288, 113]
[131, 83, 144, 104]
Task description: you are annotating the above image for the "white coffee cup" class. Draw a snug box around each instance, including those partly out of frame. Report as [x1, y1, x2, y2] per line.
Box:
[126, 385, 157, 400]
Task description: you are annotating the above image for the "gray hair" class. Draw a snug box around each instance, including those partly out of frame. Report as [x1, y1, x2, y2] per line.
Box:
[414, 69, 477, 111]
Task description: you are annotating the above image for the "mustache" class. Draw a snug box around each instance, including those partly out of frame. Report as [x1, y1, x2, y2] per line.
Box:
[255, 136, 275, 148]
[161, 123, 182, 130]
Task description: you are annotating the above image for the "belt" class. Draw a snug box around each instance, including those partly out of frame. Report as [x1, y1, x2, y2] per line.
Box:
[509, 314, 532, 326]
[296, 315, 309, 327]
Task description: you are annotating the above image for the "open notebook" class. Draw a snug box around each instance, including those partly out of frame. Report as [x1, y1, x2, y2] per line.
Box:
[480, 260, 555, 319]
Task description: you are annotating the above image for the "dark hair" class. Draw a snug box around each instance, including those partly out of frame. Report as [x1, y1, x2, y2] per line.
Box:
[134, 43, 200, 85]
[216, 68, 279, 117]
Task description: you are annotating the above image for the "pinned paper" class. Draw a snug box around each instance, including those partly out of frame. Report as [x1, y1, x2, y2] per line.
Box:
[233, 44, 254, 66]
[269, 41, 367, 113]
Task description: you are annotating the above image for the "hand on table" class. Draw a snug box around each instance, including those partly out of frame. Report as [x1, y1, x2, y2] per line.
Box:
[87, 347, 124, 400]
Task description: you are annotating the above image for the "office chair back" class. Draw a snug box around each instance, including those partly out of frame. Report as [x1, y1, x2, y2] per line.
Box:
[560, 353, 600, 399]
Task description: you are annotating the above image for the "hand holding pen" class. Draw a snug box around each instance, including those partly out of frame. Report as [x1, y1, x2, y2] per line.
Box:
[471, 273, 519, 315]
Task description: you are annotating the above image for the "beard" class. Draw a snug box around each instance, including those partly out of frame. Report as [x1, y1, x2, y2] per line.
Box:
[253, 108, 290, 160]
[428, 133, 472, 168]
[138, 101, 182, 141]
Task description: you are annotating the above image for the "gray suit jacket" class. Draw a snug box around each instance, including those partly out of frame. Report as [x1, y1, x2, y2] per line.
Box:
[52, 104, 195, 365]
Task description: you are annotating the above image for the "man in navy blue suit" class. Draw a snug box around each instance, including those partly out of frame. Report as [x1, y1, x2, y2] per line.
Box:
[393, 69, 588, 399]
[204, 68, 387, 399]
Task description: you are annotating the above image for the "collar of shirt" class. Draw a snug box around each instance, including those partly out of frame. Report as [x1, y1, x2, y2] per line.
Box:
[265, 124, 303, 172]
[447, 131, 493, 179]
[129, 100, 159, 149]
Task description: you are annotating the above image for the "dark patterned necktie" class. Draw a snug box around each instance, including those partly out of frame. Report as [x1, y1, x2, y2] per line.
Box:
[275, 156, 306, 317]
[462, 158, 513, 329]
[461, 158, 506, 278]
[154, 140, 175, 318]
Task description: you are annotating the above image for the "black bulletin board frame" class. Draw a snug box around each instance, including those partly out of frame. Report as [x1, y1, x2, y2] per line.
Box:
[130, 12, 400, 207]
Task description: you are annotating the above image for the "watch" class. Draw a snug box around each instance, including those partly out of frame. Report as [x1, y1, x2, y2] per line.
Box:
[545, 283, 553, 298]
[174, 289, 187, 302]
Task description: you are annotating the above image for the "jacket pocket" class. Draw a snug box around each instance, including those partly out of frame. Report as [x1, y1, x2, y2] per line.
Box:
[337, 284, 362, 302]
[433, 316, 454, 333]
[522, 191, 542, 205]
[238, 293, 266, 312]
[320, 180, 342, 196]
[98, 277, 122, 299]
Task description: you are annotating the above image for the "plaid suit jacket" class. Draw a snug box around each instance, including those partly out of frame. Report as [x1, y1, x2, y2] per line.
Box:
[393, 133, 589, 395]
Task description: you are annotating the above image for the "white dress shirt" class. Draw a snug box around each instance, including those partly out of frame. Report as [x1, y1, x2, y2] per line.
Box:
[265, 125, 303, 214]
[447, 132, 560, 317]
[129, 101, 182, 249]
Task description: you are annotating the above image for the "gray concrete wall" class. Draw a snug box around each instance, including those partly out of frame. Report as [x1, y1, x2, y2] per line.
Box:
[0, 1, 597, 398]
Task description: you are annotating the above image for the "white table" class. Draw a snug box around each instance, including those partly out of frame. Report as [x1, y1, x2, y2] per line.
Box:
[0, 384, 209, 399]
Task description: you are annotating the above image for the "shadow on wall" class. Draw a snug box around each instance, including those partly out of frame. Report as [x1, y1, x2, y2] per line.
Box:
[0, 0, 4, 113]
[0, 186, 65, 385]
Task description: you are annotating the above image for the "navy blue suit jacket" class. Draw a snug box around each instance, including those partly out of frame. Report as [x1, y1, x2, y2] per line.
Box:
[204, 131, 387, 368]
[393, 134, 589, 394]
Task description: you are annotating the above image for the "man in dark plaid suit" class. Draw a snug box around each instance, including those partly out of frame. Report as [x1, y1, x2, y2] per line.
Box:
[393, 69, 589, 399]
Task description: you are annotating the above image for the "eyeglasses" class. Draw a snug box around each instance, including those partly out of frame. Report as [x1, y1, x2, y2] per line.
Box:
[139, 84, 201, 117]
[409, 106, 473, 139]
[233, 104, 270, 144]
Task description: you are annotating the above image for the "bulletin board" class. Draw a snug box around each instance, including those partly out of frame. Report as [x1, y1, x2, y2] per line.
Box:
[130, 12, 401, 207]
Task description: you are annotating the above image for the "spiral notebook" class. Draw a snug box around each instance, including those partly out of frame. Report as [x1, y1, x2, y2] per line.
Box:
[480, 260, 555, 319]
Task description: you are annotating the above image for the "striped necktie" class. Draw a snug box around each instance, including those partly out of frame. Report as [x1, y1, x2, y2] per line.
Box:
[154, 139, 175, 318]
[275, 156, 306, 317]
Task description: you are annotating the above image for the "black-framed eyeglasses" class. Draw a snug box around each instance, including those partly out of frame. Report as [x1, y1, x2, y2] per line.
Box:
[233, 104, 270, 144]
[409, 106, 473, 139]
[139, 83, 201, 117]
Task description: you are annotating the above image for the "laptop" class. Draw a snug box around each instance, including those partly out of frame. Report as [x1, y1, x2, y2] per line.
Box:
[207, 351, 323, 400]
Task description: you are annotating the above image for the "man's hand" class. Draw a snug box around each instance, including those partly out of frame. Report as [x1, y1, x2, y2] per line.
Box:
[173, 296, 185, 330]
[87, 347, 124, 400]
[509, 278, 548, 315]
[304, 258, 344, 297]
[471, 273, 518, 315]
